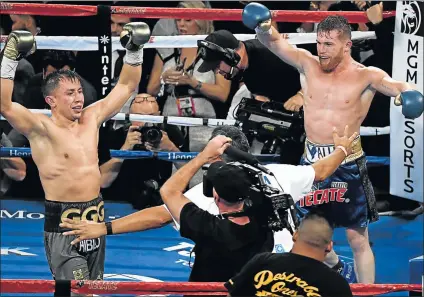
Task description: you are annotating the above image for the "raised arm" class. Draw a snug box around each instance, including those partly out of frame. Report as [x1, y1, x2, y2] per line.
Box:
[160, 135, 231, 224]
[368, 66, 423, 119]
[242, 2, 314, 72]
[0, 31, 46, 138]
[86, 22, 151, 126]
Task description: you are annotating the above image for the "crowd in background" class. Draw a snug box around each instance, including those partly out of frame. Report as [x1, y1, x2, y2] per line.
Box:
[2, 1, 416, 212]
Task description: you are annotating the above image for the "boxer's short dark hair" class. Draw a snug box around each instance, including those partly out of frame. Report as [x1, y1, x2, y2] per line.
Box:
[317, 15, 352, 40]
[42, 69, 82, 98]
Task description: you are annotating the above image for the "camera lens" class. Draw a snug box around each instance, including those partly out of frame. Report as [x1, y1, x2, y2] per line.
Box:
[144, 127, 162, 144]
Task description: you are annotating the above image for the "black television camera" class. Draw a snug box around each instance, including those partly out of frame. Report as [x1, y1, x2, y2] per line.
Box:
[203, 161, 298, 234]
[235, 97, 305, 157]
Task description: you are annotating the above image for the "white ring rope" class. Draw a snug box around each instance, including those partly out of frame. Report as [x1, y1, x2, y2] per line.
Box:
[0, 109, 388, 135]
[0, 32, 376, 51]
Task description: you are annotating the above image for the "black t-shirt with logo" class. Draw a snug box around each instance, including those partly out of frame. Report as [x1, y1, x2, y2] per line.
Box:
[225, 252, 353, 297]
[241, 39, 301, 103]
[180, 202, 274, 282]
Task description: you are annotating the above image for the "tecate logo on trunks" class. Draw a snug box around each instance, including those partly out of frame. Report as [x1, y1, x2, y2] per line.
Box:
[298, 187, 349, 207]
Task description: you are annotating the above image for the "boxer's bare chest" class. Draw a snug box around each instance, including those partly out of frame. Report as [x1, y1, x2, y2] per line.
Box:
[31, 120, 99, 167]
[303, 66, 369, 111]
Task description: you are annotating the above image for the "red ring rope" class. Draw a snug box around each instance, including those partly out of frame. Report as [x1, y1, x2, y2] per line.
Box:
[0, 279, 421, 295]
[0, 2, 396, 23]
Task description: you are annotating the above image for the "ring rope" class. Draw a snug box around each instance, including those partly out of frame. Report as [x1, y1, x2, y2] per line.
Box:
[0, 279, 420, 295]
[0, 2, 396, 22]
[0, 147, 390, 166]
[0, 31, 377, 51]
[0, 109, 390, 136]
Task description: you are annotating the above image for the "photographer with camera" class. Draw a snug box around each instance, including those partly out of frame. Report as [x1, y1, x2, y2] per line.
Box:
[196, 30, 304, 163]
[225, 211, 353, 297]
[98, 93, 184, 209]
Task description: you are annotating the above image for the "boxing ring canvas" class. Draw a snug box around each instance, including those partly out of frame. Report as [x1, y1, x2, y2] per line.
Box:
[0, 198, 422, 296]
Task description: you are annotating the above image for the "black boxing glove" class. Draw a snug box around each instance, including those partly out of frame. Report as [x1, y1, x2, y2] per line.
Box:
[120, 22, 151, 66]
[1, 30, 36, 80]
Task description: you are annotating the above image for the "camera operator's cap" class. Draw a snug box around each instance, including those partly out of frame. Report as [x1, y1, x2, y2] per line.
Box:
[206, 161, 251, 203]
[197, 30, 240, 73]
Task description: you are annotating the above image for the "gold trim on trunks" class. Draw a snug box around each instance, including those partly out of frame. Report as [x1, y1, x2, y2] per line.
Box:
[304, 136, 364, 164]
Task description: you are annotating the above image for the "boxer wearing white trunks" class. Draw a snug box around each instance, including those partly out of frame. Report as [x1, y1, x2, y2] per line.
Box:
[0, 24, 150, 291]
[241, 2, 424, 284]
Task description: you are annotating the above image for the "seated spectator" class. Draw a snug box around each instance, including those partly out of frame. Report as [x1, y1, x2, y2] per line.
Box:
[98, 93, 185, 209]
[225, 212, 353, 297]
[147, 1, 231, 153]
[22, 50, 98, 110]
[1, 133, 26, 196]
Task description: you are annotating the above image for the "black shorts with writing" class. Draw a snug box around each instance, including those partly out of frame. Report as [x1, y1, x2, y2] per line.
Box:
[44, 196, 106, 288]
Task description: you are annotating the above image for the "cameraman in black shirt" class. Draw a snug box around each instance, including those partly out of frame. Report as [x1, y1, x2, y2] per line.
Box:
[160, 135, 273, 282]
[196, 30, 304, 164]
[226, 212, 353, 297]
[99, 93, 184, 209]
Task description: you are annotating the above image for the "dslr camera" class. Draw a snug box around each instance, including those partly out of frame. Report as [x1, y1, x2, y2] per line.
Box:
[123, 122, 163, 149]
[203, 162, 298, 234]
[137, 126, 163, 146]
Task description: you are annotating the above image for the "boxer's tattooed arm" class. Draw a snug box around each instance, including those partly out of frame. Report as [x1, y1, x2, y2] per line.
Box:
[369, 67, 408, 97]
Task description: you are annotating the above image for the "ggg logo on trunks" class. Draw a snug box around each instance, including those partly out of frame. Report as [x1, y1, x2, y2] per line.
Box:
[60, 201, 105, 223]
[298, 182, 349, 207]
[400, 2, 422, 35]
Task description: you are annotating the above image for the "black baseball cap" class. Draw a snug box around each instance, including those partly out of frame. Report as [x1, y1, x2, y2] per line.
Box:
[197, 30, 240, 73]
[206, 161, 251, 203]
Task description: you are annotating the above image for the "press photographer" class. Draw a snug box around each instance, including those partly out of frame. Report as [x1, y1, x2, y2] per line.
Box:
[196, 30, 305, 163]
[98, 93, 184, 209]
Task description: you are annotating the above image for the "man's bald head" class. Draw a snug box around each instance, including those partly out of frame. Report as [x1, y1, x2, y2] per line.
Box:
[296, 212, 334, 250]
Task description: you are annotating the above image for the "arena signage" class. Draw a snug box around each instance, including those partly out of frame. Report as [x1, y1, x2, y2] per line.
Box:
[390, 1, 423, 202]
[0, 210, 44, 219]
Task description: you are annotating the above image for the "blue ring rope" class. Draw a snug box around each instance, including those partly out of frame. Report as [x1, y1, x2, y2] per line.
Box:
[0, 147, 390, 166]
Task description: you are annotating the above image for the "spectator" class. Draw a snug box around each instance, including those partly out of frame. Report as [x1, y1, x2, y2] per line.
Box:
[22, 50, 97, 110]
[98, 93, 185, 209]
[0, 133, 26, 196]
[147, 1, 231, 153]
[225, 212, 353, 297]
[9, 14, 45, 73]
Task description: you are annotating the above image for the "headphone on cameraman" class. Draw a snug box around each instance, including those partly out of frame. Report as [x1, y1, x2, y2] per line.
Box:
[197, 40, 241, 68]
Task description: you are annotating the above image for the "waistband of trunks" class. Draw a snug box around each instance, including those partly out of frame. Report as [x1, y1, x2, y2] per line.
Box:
[304, 135, 364, 164]
[44, 196, 104, 233]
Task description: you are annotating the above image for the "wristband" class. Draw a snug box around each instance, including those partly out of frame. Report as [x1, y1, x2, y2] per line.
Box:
[0, 56, 19, 80]
[255, 26, 272, 36]
[124, 48, 143, 66]
[336, 146, 348, 157]
[105, 221, 113, 235]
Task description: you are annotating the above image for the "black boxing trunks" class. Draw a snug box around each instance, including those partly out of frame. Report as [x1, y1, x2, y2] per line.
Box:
[296, 136, 379, 228]
[43, 196, 106, 292]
